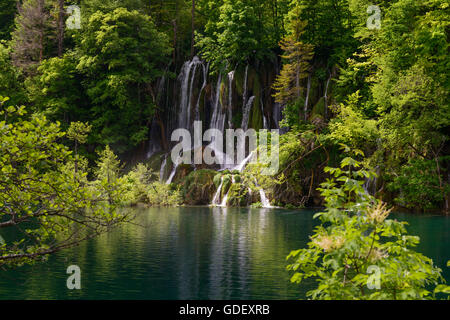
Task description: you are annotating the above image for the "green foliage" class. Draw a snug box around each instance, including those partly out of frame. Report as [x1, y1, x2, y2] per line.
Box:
[182, 169, 217, 205]
[147, 182, 182, 207]
[92, 145, 130, 208]
[76, 8, 171, 152]
[123, 163, 156, 204]
[196, 0, 274, 72]
[388, 158, 450, 211]
[67, 121, 92, 146]
[0, 98, 130, 267]
[0, 0, 16, 40]
[272, 10, 314, 107]
[0, 42, 26, 106]
[287, 151, 449, 300]
[328, 92, 379, 150]
[295, 0, 358, 67]
[29, 51, 89, 125]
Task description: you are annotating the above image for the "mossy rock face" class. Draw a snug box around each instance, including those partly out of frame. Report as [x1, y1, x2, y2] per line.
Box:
[181, 169, 218, 205]
[213, 173, 223, 188]
[221, 174, 232, 198]
[234, 67, 245, 96]
[173, 163, 194, 183]
[249, 97, 263, 130]
[227, 183, 251, 207]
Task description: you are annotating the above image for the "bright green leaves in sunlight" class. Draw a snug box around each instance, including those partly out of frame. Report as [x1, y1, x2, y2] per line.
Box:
[287, 149, 450, 300]
[195, 0, 275, 72]
[0, 98, 132, 267]
[76, 8, 171, 152]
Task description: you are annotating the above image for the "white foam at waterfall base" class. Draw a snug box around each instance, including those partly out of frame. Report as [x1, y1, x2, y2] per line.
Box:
[258, 188, 272, 208]
[254, 179, 273, 208]
[166, 155, 181, 184]
[178, 56, 204, 131]
[211, 176, 225, 206]
[166, 164, 178, 184]
[232, 151, 255, 172]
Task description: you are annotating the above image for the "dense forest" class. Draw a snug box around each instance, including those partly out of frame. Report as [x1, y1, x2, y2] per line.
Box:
[0, 0, 449, 300]
[0, 0, 449, 213]
[3, 2, 448, 211]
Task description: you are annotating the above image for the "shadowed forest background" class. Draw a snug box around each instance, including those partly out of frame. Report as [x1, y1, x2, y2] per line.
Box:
[0, 0, 449, 300]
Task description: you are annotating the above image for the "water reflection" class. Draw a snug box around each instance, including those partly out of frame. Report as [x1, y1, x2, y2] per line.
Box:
[0, 207, 448, 300]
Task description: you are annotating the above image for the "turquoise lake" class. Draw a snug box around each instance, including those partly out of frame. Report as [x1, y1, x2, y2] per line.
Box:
[0, 207, 449, 300]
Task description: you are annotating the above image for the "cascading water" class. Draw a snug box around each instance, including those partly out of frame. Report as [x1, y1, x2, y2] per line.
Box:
[220, 176, 235, 207]
[178, 56, 204, 131]
[242, 65, 249, 109]
[255, 180, 272, 208]
[208, 73, 233, 168]
[363, 166, 380, 196]
[261, 96, 269, 129]
[166, 164, 178, 184]
[232, 151, 255, 172]
[212, 176, 225, 206]
[194, 62, 209, 123]
[241, 96, 255, 131]
[211, 73, 225, 133]
[227, 71, 235, 129]
[159, 155, 167, 181]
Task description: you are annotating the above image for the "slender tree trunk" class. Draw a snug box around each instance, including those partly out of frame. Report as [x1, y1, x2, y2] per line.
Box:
[156, 113, 168, 151]
[57, 0, 64, 57]
[304, 74, 311, 121]
[74, 141, 78, 175]
[324, 71, 332, 120]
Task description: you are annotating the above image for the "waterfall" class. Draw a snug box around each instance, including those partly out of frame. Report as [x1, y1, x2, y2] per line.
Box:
[159, 155, 167, 181]
[208, 73, 231, 168]
[363, 166, 380, 196]
[227, 71, 235, 128]
[253, 179, 273, 208]
[220, 176, 235, 207]
[212, 176, 225, 205]
[247, 187, 253, 206]
[178, 56, 203, 131]
[232, 151, 255, 172]
[304, 75, 311, 121]
[195, 62, 209, 123]
[259, 189, 272, 208]
[241, 96, 255, 131]
[166, 163, 178, 184]
[146, 135, 161, 159]
[166, 155, 181, 184]
[261, 96, 268, 129]
[211, 73, 225, 132]
[242, 65, 249, 108]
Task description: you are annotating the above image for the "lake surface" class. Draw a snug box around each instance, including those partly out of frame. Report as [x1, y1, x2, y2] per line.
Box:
[0, 207, 449, 300]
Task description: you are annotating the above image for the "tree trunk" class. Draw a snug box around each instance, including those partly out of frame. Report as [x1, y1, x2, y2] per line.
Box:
[304, 74, 311, 121]
[57, 0, 65, 57]
[156, 113, 168, 151]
